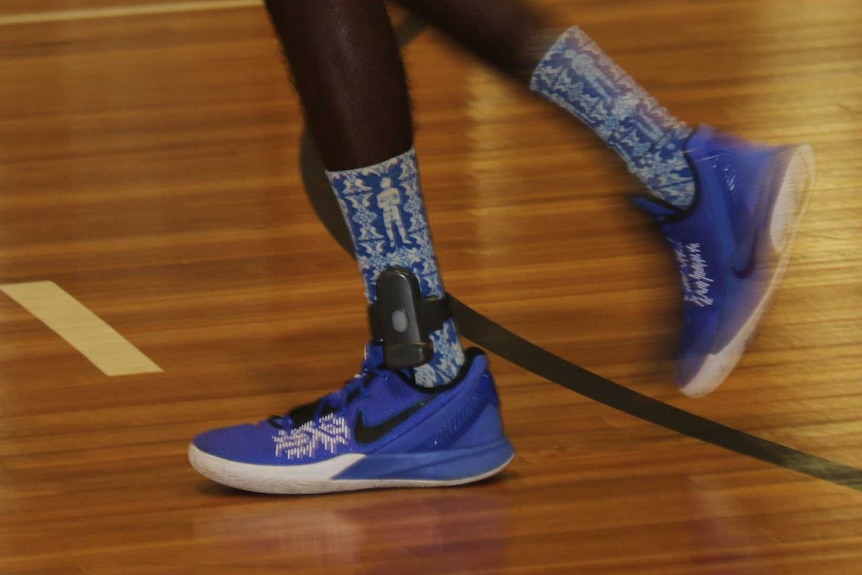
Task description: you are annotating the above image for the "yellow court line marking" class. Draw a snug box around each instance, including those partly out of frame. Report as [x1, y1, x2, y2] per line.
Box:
[1, 281, 162, 377]
[0, 0, 261, 27]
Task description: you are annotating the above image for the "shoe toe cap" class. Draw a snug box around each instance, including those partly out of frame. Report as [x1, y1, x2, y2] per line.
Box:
[192, 422, 280, 464]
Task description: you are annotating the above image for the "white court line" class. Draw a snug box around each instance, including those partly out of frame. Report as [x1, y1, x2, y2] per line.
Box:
[1, 281, 162, 377]
[0, 0, 261, 27]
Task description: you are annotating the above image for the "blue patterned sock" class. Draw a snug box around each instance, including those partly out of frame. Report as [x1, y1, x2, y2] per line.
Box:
[326, 148, 465, 388]
[531, 27, 695, 208]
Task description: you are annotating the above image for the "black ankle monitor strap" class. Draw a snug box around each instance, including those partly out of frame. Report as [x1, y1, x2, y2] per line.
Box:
[367, 268, 452, 370]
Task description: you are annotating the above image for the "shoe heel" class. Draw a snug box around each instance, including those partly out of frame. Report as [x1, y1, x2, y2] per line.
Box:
[769, 145, 816, 253]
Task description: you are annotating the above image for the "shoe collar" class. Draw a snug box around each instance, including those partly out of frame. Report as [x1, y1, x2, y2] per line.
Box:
[632, 125, 711, 225]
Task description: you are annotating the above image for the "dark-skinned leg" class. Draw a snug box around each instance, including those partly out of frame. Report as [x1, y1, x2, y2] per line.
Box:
[265, 0, 464, 387]
[265, 0, 411, 170]
[392, 0, 547, 81]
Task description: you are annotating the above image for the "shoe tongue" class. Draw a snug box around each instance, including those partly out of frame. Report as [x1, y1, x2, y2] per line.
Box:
[283, 400, 322, 429]
[362, 341, 387, 371]
[362, 341, 415, 383]
[632, 194, 684, 220]
[276, 343, 422, 430]
[278, 344, 384, 429]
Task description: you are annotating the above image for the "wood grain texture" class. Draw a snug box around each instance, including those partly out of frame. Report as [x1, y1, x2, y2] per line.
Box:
[0, 0, 860, 573]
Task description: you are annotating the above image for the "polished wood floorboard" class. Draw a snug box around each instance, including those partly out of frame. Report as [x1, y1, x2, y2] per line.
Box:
[1, 0, 861, 573]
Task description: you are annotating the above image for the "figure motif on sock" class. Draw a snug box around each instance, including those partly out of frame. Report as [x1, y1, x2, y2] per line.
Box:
[327, 148, 464, 388]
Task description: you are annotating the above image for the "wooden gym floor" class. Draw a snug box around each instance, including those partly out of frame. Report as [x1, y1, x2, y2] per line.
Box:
[0, 0, 860, 573]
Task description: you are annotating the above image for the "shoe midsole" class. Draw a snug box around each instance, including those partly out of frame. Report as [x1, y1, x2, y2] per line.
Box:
[189, 438, 514, 488]
[334, 438, 515, 481]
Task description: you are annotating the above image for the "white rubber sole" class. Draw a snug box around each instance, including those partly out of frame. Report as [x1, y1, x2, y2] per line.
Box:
[680, 145, 815, 398]
[188, 444, 515, 495]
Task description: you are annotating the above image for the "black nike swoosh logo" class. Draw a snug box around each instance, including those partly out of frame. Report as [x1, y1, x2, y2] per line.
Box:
[354, 398, 432, 445]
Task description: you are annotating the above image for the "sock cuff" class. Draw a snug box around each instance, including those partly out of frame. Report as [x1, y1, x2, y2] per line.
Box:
[325, 147, 417, 180]
[529, 26, 585, 94]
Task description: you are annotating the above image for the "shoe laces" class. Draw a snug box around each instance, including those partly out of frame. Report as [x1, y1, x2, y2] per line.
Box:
[269, 366, 396, 433]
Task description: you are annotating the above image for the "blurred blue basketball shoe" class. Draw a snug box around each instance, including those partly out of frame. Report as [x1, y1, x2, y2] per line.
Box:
[635, 126, 815, 397]
[189, 343, 514, 494]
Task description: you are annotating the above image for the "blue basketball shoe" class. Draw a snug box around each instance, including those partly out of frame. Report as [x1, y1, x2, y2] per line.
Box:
[635, 126, 815, 397]
[189, 343, 514, 494]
